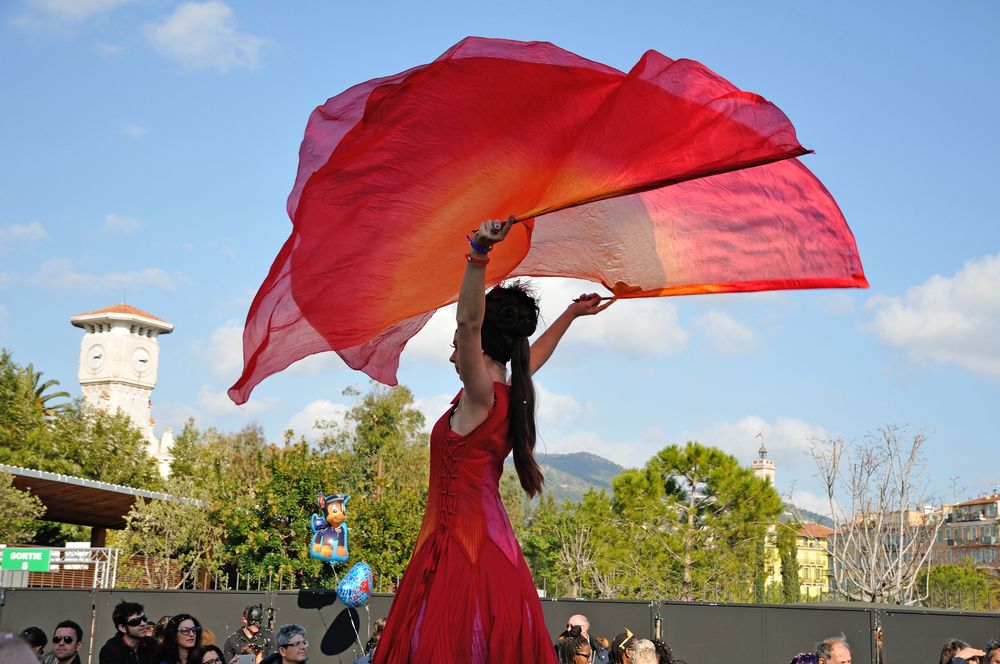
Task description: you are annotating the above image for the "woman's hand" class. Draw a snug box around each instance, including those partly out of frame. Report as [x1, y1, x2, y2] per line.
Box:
[955, 647, 985, 662]
[568, 293, 614, 317]
[471, 215, 515, 251]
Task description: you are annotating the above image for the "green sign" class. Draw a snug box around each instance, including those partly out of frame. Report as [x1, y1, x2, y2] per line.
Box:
[1, 548, 52, 572]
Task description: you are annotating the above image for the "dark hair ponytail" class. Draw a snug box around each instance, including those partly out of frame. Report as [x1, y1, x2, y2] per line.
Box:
[482, 281, 543, 497]
[509, 334, 542, 496]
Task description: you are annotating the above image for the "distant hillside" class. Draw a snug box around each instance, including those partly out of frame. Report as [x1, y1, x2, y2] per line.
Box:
[505, 452, 626, 504]
[781, 504, 835, 528]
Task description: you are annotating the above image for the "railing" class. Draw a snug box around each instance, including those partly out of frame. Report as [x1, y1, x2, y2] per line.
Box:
[0, 546, 118, 589]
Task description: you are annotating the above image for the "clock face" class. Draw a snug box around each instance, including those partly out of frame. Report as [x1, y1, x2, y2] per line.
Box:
[131, 347, 151, 375]
[87, 344, 105, 371]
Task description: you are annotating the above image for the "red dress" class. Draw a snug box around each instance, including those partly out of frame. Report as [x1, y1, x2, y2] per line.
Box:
[372, 382, 557, 663]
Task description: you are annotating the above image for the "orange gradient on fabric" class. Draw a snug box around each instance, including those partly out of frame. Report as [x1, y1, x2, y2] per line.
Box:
[229, 37, 865, 404]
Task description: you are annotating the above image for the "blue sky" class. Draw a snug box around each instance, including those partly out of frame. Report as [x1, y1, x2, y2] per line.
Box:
[1, 1, 997, 513]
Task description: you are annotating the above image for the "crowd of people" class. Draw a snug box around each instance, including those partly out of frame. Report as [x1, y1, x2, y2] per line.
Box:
[5, 601, 1000, 664]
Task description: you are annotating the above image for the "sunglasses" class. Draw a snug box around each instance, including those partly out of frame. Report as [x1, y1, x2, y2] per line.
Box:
[282, 640, 308, 649]
[177, 626, 202, 636]
[52, 636, 76, 645]
[125, 615, 149, 627]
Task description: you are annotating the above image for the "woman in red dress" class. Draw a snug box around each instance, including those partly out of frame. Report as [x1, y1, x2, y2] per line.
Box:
[372, 217, 611, 663]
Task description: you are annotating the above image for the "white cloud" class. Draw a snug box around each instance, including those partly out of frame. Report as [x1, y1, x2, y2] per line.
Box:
[286, 351, 347, 376]
[695, 310, 758, 355]
[537, 430, 648, 469]
[679, 415, 832, 478]
[867, 253, 1000, 377]
[788, 488, 833, 519]
[197, 384, 277, 417]
[145, 1, 269, 73]
[412, 392, 453, 433]
[30, 258, 177, 292]
[534, 278, 688, 357]
[0, 274, 13, 288]
[28, 0, 132, 21]
[402, 305, 456, 365]
[194, 319, 346, 385]
[121, 122, 147, 139]
[0, 221, 47, 250]
[285, 399, 349, 442]
[535, 381, 591, 427]
[193, 319, 244, 380]
[102, 213, 140, 234]
[154, 400, 201, 436]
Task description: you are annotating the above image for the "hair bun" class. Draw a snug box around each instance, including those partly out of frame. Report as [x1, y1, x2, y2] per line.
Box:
[494, 303, 520, 333]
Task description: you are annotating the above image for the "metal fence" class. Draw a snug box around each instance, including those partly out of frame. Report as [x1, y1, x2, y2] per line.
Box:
[2, 588, 998, 664]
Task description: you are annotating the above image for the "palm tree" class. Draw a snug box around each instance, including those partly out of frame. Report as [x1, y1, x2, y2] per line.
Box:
[19, 364, 71, 417]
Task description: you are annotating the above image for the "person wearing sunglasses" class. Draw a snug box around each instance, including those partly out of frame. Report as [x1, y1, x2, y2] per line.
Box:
[160, 615, 203, 664]
[99, 601, 162, 664]
[558, 626, 595, 664]
[40, 621, 83, 664]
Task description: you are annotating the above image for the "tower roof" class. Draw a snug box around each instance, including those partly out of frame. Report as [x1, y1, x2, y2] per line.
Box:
[71, 303, 173, 333]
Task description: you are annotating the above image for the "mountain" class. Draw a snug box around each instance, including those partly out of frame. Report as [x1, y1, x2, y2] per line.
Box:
[781, 504, 835, 528]
[506, 452, 625, 504]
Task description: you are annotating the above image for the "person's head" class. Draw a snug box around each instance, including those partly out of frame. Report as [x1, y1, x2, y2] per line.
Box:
[816, 635, 851, 664]
[483, 281, 542, 497]
[51, 621, 83, 663]
[984, 640, 1000, 664]
[941, 639, 980, 664]
[653, 638, 674, 664]
[557, 625, 592, 664]
[242, 605, 264, 634]
[192, 645, 226, 664]
[19, 627, 46, 658]
[162, 614, 202, 663]
[567, 615, 591, 637]
[2, 633, 38, 664]
[365, 617, 387, 654]
[275, 625, 308, 664]
[112, 602, 148, 640]
[610, 629, 636, 664]
[632, 639, 658, 664]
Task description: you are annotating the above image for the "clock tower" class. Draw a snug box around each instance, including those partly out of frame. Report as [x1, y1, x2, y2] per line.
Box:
[70, 304, 175, 476]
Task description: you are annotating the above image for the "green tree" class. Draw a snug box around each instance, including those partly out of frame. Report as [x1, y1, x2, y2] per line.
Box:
[0, 349, 49, 468]
[778, 523, 801, 603]
[168, 418, 201, 478]
[920, 561, 1000, 611]
[0, 471, 46, 543]
[612, 442, 783, 601]
[113, 477, 222, 588]
[19, 364, 71, 417]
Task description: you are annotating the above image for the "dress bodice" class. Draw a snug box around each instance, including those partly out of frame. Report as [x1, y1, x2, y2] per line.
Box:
[413, 382, 520, 568]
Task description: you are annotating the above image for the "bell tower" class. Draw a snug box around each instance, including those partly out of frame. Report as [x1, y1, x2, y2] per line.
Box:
[70, 304, 174, 475]
[751, 440, 776, 485]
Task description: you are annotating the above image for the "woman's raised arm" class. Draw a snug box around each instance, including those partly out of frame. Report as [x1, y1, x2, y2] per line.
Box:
[529, 293, 613, 375]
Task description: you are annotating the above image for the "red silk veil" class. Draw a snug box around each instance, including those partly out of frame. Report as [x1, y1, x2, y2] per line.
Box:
[229, 37, 866, 404]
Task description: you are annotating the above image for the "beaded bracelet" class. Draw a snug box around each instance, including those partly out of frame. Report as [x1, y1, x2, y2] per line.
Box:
[466, 235, 493, 254]
[466, 253, 490, 266]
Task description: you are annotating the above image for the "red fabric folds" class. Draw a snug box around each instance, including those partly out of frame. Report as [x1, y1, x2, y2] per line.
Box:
[229, 37, 866, 404]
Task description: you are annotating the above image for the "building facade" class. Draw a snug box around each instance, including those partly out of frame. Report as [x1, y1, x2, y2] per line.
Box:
[70, 304, 175, 476]
[933, 494, 1000, 569]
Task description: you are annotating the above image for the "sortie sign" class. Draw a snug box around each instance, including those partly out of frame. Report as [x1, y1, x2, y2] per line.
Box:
[1, 548, 52, 572]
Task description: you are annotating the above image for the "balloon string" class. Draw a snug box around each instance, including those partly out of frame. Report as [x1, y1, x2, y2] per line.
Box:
[329, 561, 366, 653]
